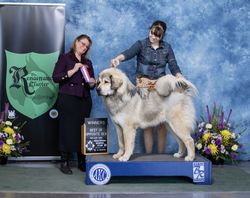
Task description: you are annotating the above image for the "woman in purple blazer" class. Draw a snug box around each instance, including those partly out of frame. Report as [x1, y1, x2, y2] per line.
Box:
[52, 34, 96, 174]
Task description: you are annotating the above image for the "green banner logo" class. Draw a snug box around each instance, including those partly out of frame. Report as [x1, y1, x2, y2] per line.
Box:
[5, 50, 59, 119]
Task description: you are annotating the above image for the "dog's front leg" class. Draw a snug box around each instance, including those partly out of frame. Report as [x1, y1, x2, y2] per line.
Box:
[112, 124, 125, 160]
[118, 127, 136, 162]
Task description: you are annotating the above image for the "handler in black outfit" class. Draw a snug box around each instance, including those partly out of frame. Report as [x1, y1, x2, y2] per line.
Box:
[52, 34, 96, 174]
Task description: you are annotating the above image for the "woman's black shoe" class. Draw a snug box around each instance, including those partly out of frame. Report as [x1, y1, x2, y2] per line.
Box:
[60, 162, 73, 174]
[77, 152, 86, 172]
[78, 163, 86, 172]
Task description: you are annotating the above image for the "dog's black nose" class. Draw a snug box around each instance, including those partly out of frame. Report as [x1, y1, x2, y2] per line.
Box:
[96, 88, 101, 96]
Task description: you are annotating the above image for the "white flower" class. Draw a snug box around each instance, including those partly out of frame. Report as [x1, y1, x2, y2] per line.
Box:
[11, 145, 16, 151]
[199, 122, 205, 128]
[6, 138, 13, 145]
[231, 144, 238, 151]
[231, 133, 236, 139]
[14, 126, 18, 130]
[211, 133, 217, 136]
[205, 123, 212, 129]
[196, 143, 202, 150]
[5, 121, 13, 126]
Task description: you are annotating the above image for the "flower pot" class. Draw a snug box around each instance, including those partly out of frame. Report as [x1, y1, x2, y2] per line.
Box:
[207, 156, 224, 165]
[213, 158, 225, 165]
[0, 156, 8, 165]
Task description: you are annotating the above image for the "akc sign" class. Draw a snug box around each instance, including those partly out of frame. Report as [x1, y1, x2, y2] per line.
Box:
[89, 163, 111, 185]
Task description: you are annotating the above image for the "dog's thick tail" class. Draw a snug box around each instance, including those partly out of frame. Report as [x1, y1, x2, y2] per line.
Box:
[155, 75, 198, 97]
[177, 77, 198, 97]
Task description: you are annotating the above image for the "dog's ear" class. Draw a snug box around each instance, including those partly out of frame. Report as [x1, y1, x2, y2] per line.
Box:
[110, 75, 123, 90]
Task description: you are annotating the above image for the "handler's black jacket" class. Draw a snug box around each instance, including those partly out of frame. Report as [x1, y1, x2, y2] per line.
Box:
[52, 51, 95, 98]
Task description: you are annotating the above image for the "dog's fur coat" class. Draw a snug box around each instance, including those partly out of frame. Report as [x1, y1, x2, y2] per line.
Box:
[96, 68, 197, 161]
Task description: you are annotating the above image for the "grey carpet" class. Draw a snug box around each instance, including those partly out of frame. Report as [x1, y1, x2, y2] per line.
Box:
[0, 164, 249, 193]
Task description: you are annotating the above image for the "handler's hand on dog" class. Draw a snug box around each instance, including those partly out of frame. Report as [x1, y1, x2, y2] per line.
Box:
[111, 58, 120, 67]
[175, 73, 183, 78]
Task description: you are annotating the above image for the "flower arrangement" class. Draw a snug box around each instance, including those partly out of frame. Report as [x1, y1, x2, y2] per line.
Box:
[194, 103, 244, 164]
[0, 103, 29, 158]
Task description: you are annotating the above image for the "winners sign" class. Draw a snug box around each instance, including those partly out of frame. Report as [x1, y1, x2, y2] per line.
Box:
[82, 118, 109, 155]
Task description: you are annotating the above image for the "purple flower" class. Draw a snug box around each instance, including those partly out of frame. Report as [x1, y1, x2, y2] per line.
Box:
[219, 111, 224, 129]
[195, 132, 203, 139]
[205, 148, 211, 155]
[3, 103, 9, 121]
[23, 147, 28, 152]
[215, 138, 222, 145]
[226, 109, 232, 125]
[0, 140, 4, 147]
[0, 112, 4, 122]
[206, 105, 212, 123]
[15, 133, 21, 142]
[199, 128, 204, 133]
[231, 152, 238, 160]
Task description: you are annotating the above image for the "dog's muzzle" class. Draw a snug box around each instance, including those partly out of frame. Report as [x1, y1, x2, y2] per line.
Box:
[96, 80, 101, 95]
[96, 88, 102, 96]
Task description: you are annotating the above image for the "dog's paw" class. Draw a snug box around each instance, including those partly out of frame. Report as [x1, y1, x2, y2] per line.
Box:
[184, 155, 195, 161]
[113, 150, 124, 160]
[113, 153, 122, 159]
[173, 152, 184, 158]
[118, 155, 130, 162]
[112, 154, 119, 159]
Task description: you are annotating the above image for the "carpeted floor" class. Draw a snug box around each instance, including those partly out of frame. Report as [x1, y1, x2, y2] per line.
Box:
[0, 163, 250, 193]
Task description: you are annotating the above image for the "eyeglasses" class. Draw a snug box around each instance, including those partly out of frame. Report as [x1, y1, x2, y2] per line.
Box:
[78, 40, 90, 49]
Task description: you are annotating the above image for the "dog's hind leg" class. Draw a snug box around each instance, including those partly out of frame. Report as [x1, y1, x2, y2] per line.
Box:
[113, 124, 125, 160]
[182, 136, 195, 161]
[173, 136, 186, 158]
[118, 127, 136, 162]
[168, 122, 195, 161]
[176, 135, 194, 161]
[166, 124, 186, 158]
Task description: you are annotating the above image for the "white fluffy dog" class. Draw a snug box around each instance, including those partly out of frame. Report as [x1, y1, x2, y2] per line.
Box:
[96, 68, 197, 162]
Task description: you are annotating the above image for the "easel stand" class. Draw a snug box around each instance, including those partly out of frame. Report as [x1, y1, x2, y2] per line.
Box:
[86, 154, 212, 185]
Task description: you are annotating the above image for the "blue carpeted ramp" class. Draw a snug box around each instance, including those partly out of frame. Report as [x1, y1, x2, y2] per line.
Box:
[86, 154, 212, 185]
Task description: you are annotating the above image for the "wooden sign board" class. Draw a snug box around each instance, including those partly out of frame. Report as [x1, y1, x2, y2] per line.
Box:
[81, 118, 108, 155]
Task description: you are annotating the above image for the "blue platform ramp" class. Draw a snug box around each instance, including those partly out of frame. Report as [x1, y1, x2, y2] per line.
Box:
[86, 154, 212, 185]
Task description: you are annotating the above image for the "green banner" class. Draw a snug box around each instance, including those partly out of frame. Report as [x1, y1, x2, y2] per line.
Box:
[5, 50, 59, 119]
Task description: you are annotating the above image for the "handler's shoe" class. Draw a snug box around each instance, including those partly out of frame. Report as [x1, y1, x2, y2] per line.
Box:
[78, 163, 86, 172]
[60, 161, 73, 174]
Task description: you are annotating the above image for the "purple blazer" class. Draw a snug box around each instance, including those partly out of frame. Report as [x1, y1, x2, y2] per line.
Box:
[52, 51, 95, 98]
